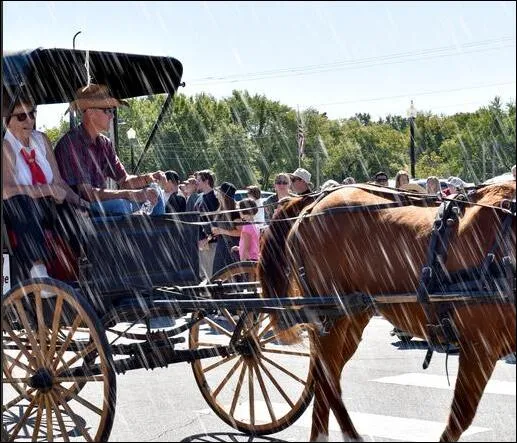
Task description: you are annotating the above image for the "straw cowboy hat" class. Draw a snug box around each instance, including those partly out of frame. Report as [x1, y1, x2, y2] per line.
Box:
[68, 84, 129, 112]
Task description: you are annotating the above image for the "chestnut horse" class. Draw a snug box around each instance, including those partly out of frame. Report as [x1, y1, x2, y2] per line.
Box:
[259, 182, 515, 442]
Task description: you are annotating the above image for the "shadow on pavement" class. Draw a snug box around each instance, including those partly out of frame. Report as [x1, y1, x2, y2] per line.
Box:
[181, 432, 287, 442]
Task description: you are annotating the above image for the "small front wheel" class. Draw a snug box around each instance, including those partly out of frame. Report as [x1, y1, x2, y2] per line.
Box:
[190, 261, 315, 435]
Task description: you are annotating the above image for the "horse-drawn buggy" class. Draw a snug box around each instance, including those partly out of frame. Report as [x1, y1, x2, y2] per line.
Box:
[2, 48, 515, 443]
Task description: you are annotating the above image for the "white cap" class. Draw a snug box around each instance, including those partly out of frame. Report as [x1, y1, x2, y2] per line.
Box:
[447, 176, 465, 189]
[289, 168, 312, 185]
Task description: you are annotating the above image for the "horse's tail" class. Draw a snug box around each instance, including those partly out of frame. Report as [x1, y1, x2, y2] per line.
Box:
[259, 194, 317, 344]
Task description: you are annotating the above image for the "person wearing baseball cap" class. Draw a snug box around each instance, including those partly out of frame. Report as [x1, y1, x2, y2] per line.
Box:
[289, 167, 313, 195]
[55, 83, 167, 216]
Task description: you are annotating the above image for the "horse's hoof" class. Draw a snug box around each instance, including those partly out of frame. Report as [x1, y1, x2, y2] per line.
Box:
[342, 434, 364, 442]
[313, 433, 328, 442]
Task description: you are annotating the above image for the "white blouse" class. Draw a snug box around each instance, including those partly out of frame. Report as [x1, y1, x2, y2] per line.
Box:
[4, 129, 54, 186]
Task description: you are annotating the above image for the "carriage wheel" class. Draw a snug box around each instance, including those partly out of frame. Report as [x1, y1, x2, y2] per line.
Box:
[189, 261, 315, 435]
[2, 277, 116, 442]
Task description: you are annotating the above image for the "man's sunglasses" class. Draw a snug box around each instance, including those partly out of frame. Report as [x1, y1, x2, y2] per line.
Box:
[275, 181, 289, 185]
[90, 107, 116, 116]
[11, 110, 37, 122]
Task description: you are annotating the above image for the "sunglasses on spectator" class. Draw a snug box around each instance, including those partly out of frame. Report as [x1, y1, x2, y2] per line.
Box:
[11, 109, 37, 122]
[90, 107, 116, 116]
[275, 181, 289, 185]
[291, 177, 302, 182]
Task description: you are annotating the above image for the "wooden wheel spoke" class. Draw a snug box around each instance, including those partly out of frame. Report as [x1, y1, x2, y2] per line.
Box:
[3, 376, 32, 384]
[220, 309, 238, 327]
[4, 392, 39, 440]
[31, 394, 45, 441]
[260, 354, 307, 385]
[2, 388, 36, 411]
[202, 354, 238, 374]
[45, 393, 54, 442]
[56, 385, 103, 416]
[35, 295, 49, 366]
[55, 341, 97, 375]
[3, 352, 34, 375]
[248, 363, 255, 425]
[258, 319, 274, 339]
[3, 315, 39, 369]
[49, 392, 71, 442]
[202, 317, 234, 337]
[229, 362, 247, 417]
[54, 375, 105, 383]
[52, 387, 94, 442]
[256, 358, 295, 408]
[13, 300, 47, 367]
[47, 296, 65, 361]
[52, 315, 83, 370]
[261, 347, 311, 358]
[212, 357, 244, 398]
[251, 361, 276, 422]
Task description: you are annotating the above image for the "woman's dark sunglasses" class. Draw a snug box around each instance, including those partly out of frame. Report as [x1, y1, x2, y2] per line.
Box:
[12, 110, 37, 122]
[275, 181, 289, 185]
[90, 107, 116, 116]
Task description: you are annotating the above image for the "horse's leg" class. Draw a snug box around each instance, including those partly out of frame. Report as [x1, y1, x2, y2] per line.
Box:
[439, 343, 498, 442]
[310, 313, 370, 442]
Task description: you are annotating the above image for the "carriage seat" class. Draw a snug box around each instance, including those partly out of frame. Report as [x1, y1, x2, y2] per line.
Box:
[81, 213, 201, 294]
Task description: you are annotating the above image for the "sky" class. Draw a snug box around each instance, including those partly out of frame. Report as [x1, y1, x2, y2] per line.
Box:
[2, 1, 516, 131]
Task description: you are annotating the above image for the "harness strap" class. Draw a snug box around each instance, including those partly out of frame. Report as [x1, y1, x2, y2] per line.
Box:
[417, 199, 463, 361]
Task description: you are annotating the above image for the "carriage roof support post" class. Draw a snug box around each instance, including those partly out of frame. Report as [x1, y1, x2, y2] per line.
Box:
[133, 93, 173, 175]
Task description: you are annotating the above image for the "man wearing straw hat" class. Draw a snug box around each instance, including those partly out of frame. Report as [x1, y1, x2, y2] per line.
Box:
[55, 83, 166, 215]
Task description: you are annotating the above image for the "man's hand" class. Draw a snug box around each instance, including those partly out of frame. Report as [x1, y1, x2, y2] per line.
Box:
[139, 187, 159, 205]
[50, 185, 68, 204]
[151, 170, 166, 183]
[198, 238, 209, 251]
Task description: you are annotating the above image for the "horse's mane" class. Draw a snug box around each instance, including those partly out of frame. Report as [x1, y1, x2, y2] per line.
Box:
[259, 194, 318, 300]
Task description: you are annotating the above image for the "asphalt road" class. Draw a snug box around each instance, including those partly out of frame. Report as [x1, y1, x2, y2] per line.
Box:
[106, 315, 516, 442]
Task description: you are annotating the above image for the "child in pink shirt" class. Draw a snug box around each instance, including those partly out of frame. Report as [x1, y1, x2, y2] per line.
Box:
[232, 198, 260, 261]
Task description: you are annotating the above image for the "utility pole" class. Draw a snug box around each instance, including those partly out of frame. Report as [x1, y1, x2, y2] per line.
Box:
[316, 143, 320, 189]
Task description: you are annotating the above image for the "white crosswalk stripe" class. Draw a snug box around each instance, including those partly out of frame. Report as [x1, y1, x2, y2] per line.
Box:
[372, 372, 516, 396]
[234, 402, 490, 441]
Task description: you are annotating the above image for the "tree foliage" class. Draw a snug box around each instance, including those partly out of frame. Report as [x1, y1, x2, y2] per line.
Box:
[47, 92, 515, 190]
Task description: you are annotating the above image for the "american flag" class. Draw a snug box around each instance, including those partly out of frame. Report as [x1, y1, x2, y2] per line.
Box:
[297, 121, 305, 159]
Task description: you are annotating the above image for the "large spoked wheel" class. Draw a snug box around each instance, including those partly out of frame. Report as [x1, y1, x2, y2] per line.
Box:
[2, 277, 116, 442]
[189, 261, 315, 435]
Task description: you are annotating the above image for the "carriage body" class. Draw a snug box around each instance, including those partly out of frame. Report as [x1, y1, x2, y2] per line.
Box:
[2, 48, 316, 441]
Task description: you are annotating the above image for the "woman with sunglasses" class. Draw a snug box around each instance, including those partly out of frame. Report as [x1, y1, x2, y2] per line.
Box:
[263, 172, 291, 223]
[2, 93, 87, 288]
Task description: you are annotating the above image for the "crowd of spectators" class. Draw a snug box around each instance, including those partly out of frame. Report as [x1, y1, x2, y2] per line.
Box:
[3, 83, 515, 285]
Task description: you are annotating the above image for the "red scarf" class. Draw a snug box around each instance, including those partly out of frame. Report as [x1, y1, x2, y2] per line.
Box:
[20, 148, 47, 185]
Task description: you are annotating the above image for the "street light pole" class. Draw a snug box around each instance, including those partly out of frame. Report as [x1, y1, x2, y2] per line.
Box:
[126, 128, 137, 174]
[408, 100, 417, 179]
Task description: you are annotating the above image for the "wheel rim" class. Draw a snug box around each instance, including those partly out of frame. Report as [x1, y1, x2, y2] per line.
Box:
[2, 278, 116, 442]
[190, 262, 314, 435]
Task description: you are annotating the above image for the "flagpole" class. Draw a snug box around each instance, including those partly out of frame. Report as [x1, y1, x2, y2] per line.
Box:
[297, 105, 301, 168]
[297, 105, 304, 168]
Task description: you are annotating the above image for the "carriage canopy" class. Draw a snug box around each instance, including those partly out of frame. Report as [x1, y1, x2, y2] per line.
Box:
[2, 47, 184, 104]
